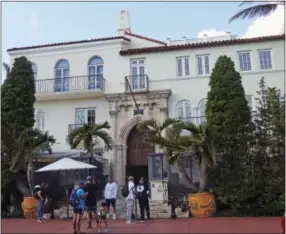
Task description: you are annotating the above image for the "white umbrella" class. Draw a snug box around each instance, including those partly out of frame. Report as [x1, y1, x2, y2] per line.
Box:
[35, 157, 97, 172]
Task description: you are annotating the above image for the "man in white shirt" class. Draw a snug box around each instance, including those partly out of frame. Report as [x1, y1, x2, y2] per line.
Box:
[104, 176, 117, 220]
[126, 176, 136, 224]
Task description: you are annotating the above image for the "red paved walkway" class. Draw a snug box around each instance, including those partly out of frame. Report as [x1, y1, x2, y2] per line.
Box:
[2, 217, 281, 233]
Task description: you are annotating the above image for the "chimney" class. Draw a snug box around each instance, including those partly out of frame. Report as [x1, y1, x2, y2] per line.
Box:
[117, 10, 131, 36]
[166, 38, 171, 46]
[182, 36, 188, 43]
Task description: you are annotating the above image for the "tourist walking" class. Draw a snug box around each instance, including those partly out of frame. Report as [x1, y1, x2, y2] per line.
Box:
[104, 176, 117, 220]
[136, 177, 151, 222]
[34, 184, 45, 223]
[125, 176, 136, 224]
[70, 180, 88, 234]
[84, 176, 99, 230]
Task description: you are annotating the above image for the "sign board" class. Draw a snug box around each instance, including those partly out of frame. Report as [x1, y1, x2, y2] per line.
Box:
[148, 153, 163, 180]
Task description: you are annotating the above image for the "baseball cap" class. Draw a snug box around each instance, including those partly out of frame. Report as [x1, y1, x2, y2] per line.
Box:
[79, 180, 85, 185]
[86, 176, 93, 181]
[35, 185, 40, 188]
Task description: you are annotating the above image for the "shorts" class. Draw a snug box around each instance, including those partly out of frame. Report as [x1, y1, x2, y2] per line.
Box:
[73, 207, 83, 215]
[85, 205, 97, 212]
[99, 215, 106, 221]
[105, 198, 116, 209]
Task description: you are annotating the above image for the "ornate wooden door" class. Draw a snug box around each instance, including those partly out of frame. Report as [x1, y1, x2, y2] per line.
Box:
[127, 128, 154, 166]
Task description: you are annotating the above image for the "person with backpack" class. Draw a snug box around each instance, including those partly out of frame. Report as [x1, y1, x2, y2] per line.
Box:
[70, 180, 88, 234]
[34, 184, 45, 223]
[136, 177, 151, 222]
[122, 176, 136, 224]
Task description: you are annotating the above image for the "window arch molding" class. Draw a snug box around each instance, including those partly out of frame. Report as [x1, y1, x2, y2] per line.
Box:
[36, 109, 45, 130]
[198, 98, 207, 117]
[175, 99, 192, 120]
[87, 56, 104, 89]
[54, 59, 70, 92]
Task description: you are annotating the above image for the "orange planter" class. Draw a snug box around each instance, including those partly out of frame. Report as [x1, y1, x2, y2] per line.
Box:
[21, 197, 38, 219]
[188, 192, 216, 217]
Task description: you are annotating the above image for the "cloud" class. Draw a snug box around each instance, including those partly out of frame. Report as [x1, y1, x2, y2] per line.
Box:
[196, 5, 284, 39]
[242, 5, 284, 38]
[29, 11, 39, 29]
[197, 29, 228, 38]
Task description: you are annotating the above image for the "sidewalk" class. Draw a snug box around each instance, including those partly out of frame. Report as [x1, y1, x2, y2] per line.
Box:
[2, 217, 281, 233]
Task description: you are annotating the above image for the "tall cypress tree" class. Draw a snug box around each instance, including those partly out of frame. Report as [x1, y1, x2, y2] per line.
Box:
[1, 56, 36, 133]
[206, 55, 253, 214]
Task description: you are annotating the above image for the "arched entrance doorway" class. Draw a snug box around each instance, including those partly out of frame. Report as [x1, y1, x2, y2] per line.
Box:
[126, 127, 154, 184]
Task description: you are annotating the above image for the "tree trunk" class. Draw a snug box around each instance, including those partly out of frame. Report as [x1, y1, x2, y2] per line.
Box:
[177, 161, 198, 192]
[16, 180, 30, 197]
[27, 158, 35, 195]
[198, 157, 208, 193]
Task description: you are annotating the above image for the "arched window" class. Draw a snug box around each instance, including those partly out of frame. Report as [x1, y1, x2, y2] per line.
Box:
[88, 56, 104, 89]
[198, 98, 207, 117]
[176, 100, 192, 120]
[31, 62, 37, 80]
[54, 59, 70, 92]
[36, 109, 45, 130]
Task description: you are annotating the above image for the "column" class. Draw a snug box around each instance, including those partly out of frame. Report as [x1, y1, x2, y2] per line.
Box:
[109, 110, 118, 180]
[159, 107, 169, 175]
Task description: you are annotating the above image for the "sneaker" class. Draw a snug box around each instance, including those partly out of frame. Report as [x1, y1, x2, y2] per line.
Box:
[141, 220, 144, 223]
[37, 219, 42, 223]
[126, 220, 131, 224]
[106, 213, 110, 219]
[112, 213, 116, 220]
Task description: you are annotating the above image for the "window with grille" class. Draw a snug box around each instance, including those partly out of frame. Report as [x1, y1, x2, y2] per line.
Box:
[176, 57, 190, 77]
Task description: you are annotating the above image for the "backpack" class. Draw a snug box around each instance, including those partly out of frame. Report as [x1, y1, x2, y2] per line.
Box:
[121, 184, 129, 198]
[69, 188, 80, 207]
[33, 188, 40, 199]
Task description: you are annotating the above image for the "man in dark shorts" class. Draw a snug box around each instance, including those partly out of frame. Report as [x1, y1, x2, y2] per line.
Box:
[84, 176, 99, 229]
[72, 180, 87, 234]
[104, 176, 117, 219]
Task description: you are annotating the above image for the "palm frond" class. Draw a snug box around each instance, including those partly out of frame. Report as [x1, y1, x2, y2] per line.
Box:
[2, 62, 10, 74]
[67, 122, 113, 153]
[229, 3, 280, 22]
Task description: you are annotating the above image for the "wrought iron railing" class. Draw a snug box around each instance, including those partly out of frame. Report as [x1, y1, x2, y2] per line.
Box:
[125, 75, 149, 92]
[176, 116, 207, 126]
[35, 75, 105, 93]
[68, 124, 84, 134]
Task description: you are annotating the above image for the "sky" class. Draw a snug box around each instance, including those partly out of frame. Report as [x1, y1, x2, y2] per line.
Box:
[2, 1, 285, 80]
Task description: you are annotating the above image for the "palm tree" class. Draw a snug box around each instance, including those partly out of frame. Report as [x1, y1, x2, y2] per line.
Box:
[137, 118, 198, 191]
[67, 121, 113, 157]
[172, 121, 216, 192]
[137, 118, 216, 193]
[229, 1, 285, 23]
[2, 62, 10, 74]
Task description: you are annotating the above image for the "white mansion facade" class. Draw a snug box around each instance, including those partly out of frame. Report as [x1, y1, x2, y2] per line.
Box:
[7, 11, 285, 185]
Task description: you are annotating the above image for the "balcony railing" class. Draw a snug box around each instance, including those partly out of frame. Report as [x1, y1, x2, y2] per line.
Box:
[35, 75, 105, 93]
[68, 124, 85, 134]
[176, 116, 207, 126]
[125, 75, 149, 92]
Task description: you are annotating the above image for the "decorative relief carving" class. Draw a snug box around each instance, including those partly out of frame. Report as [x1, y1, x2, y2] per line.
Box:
[104, 89, 171, 103]
[160, 107, 169, 116]
[109, 110, 119, 117]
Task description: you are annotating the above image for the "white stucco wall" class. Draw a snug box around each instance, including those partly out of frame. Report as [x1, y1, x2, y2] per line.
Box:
[8, 37, 285, 154]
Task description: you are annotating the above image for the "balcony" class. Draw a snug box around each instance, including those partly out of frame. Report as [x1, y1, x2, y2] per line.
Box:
[125, 75, 149, 93]
[68, 124, 84, 134]
[177, 116, 207, 126]
[35, 75, 105, 101]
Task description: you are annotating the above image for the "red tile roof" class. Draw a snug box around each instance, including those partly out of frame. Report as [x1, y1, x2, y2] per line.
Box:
[7, 36, 131, 52]
[119, 34, 285, 56]
[124, 31, 167, 46]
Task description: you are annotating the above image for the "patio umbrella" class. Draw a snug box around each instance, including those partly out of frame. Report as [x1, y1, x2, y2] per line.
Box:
[35, 157, 97, 218]
[35, 157, 97, 172]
